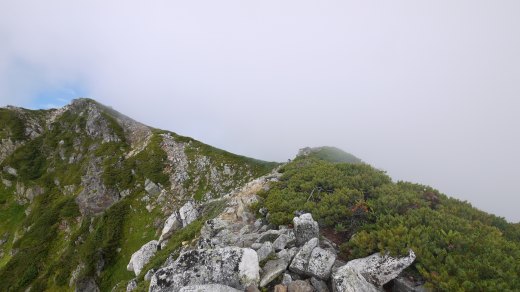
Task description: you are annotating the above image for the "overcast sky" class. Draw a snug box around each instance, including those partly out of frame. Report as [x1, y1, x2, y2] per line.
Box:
[1, 1, 519, 222]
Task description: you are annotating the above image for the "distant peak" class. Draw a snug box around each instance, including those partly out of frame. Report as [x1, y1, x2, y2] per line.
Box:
[297, 146, 362, 163]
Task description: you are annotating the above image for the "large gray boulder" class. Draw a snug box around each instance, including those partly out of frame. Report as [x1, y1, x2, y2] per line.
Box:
[149, 247, 259, 292]
[332, 266, 379, 292]
[293, 214, 319, 246]
[307, 247, 336, 280]
[179, 200, 198, 227]
[346, 250, 416, 286]
[126, 240, 158, 276]
[273, 232, 295, 251]
[159, 211, 182, 242]
[289, 238, 318, 275]
[331, 250, 416, 292]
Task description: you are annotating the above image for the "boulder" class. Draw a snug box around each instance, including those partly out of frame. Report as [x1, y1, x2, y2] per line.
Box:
[277, 247, 299, 263]
[346, 250, 416, 286]
[144, 179, 161, 196]
[289, 238, 318, 275]
[259, 259, 290, 287]
[273, 233, 295, 251]
[332, 265, 379, 292]
[251, 242, 263, 250]
[179, 284, 242, 292]
[331, 250, 416, 291]
[150, 247, 259, 291]
[288, 280, 313, 292]
[257, 241, 274, 262]
[307, 247, 336, 280]
[126, 240, 158, 276]
[310, 277, 330, 292]
[257, 230, 280, 243]
[293, 214, 319, 246]
[159, 211, 182, 241]
[179, 200, 198, 227]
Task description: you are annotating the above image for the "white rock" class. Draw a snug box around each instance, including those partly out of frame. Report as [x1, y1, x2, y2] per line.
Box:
[150, 247, 259, 291]
[293, 213, 319, 246]
[126, 240, 158, 276]
[332, 265, 379, 292]
[345, 250, 416, 286]
[331, 250, 416, 291]
[307, 247, 336, 280]
[289, 238, 318, 275]
[179, 200, 199, 227]
[257, 241, 274, 262]
[159, 211, 181, 241]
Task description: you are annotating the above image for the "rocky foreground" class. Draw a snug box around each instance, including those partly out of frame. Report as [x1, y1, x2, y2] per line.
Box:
[124, 172, 423, 292]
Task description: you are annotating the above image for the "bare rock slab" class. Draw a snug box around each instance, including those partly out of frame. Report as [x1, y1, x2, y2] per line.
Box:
[150, 247, 259, 292]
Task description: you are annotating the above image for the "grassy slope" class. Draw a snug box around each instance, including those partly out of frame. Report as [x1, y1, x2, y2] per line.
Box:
[0, 101, 278, 291]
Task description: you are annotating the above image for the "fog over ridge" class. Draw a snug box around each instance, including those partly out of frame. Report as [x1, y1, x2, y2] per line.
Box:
[0, 1, 519, 222]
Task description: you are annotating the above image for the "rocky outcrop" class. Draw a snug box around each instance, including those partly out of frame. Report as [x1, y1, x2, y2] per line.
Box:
[331, 250, 416, 291]
[289, 238, 319, 275]
[179, 200, 198, 226]
[293, 213, 319, 246]
[76, 158, 119, 215]
[149, 247, 260, 292]
[127, 240, 159, 276]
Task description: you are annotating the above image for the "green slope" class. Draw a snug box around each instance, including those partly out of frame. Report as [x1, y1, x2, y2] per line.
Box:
[0, 99, 278, 291]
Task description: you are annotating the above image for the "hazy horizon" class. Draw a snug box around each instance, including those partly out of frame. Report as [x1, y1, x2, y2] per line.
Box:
[1, 1, 519, 222]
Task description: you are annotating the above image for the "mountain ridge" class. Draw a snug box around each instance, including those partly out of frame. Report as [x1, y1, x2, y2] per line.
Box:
[0, 98, 519, 291]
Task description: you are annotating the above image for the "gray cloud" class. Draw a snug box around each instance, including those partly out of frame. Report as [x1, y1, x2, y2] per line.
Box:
[1, 1, 519, 221]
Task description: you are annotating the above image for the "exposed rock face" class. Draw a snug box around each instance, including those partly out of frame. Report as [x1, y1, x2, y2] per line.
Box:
[293, 213, 319, 246]
[331, 250, 416, 291]
[159, 211, 182, 242]
[179, 284, 243, 292]
[179, 200, 199, 227]
[273, 233, 295, 251]
[127, 240, 159, 276]
[149, 247, 260, 292]
[76, 158, 119, 215]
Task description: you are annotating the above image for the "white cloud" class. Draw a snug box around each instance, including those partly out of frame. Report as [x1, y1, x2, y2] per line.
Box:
[0, 0, 519, 221]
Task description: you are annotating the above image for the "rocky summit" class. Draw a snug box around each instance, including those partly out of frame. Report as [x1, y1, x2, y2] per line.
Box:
[0, 98, 519, 291]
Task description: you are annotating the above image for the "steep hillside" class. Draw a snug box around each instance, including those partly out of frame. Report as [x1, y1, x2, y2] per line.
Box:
[254, 153, 520, 291]
[0, 98, 277, 291]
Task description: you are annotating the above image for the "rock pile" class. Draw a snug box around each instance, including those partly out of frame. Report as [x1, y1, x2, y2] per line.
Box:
[127, 171, 418, 291]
